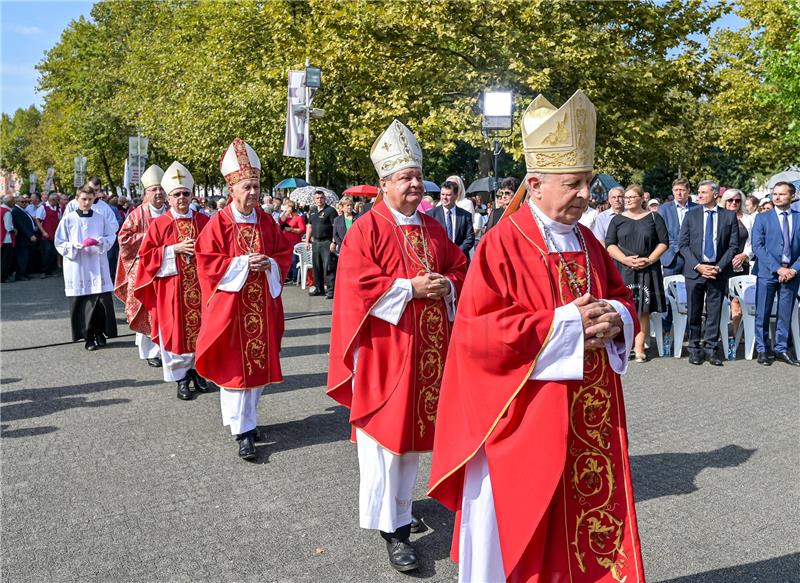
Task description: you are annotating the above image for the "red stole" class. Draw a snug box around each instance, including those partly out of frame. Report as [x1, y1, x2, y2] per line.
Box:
[115, 205, 158, 336]
[428, 204, 644, 582]
[194, 206, 293, 390]
[133, 212, 209, 354]
[327, 202, 467, 454]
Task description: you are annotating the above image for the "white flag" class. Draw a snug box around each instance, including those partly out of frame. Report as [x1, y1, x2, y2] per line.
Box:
[284, 70, 307, 158]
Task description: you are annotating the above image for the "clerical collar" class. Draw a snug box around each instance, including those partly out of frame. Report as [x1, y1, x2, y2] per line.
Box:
[148, 204, 167, 216]
[529, 201, 577, 235]
[77, 209, 93, 217]
[231, 205, 256, 223]
[385, 201, 420, 226]
[170, 208, 193, 219]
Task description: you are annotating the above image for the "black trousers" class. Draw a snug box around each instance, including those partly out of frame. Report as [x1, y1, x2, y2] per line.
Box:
[312, 239, 335, 296]
[685, 274, 728, 355]
[13, 245, 30, 277]
[1, 243, 14, 282]
[69, 292, 118, 342]
[40, 239, 57, 274]
[107, 241, 119, 281]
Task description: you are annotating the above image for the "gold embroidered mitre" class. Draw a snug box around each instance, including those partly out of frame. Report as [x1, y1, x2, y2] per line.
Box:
[161, 161, 194, 195]
[521, 89, 596, 173]
[220, 138, 261, 188]
[140, 165, 165, 190]
[370, 119, 423, 179]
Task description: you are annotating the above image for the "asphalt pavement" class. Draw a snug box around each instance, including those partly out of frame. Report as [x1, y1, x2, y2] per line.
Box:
[1, 275, 798, 582]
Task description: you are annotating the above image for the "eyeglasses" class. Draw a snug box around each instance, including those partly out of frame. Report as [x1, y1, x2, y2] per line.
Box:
[170, 191, 191, 198]
[498, 191, 513, 197]
[726, 199, 741, 204]
[623, 196, 641, 201]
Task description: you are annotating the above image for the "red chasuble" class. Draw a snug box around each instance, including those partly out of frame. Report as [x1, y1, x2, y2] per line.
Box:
[193, 206, 292, 390]
[134, 211, 209, 355]
[115, 205, 158, 336]
[327, 201, 468, 454]
[428, 204, 646, 582]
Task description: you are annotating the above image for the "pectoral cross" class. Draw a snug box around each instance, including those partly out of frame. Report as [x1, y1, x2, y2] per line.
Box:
[172, 169, 185, 182]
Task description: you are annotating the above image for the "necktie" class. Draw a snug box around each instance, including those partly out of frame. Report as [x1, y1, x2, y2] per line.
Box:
[703, 210, 715, 261]
[781, 211, 791, 259]
[445, 209, 453, 241]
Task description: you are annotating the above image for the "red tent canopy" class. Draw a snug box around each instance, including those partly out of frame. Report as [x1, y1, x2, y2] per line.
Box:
[342, 184, 379, 197]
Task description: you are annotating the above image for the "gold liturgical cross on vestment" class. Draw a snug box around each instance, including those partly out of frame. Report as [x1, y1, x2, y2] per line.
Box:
[172, 169, 186, 182]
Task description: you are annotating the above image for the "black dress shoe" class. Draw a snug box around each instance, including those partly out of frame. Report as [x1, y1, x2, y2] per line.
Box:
[775, 351, 800, 366]
[386, 538, 418, 572]
[176, 377, 193, 400]
[410, 515, 422, 533]
[95, 332, 107, 347]
[84, 337, 98, 351]
[688, 353, 704, 365]
[147, 357, 163, 368]
[187, 369, 209, 392]
[708, 355, 724, 366]
[757, 352, 773, 366]
[309, 291, 325, 297]
[238, 435, 257, 460]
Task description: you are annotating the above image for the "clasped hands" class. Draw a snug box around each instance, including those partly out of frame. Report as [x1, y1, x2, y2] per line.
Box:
[777, 266, 797, 283]
[696, 264, 721, 279]
[411, 272, 449, 300]
[247, 253, 272, 273]
[574, 293, 623, 351]
[623, 255, 651, 270]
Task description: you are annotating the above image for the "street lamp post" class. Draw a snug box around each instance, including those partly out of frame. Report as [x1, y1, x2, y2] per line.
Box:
[302, 60, 322, 184]
[481, 90, 514, 193]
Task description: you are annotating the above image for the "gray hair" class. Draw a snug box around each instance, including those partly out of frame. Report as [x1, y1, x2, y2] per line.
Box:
[2, 194, 14, 205]
[697, 180, 719, 194]
[608, 186, 625, 196]
[524, 172, 548, 195]
[721, 188, 744, 202]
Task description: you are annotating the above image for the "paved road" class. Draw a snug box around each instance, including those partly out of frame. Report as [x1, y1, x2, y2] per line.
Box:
[1, 276, 798, 582]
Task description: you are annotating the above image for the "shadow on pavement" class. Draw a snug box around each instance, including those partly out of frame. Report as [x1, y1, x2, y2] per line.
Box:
[283, 326, 331, 338]
[254, 405, 350, 462]
[1, 378, 160, 404]
[1, 396, 131, 423]
[1, 377, 22, 385]
[268, 372, 327, 394]
[410, 497, 456, 579]
[0, 424, 58, 438]
[657, 553, 800, 582]
[280, 344, 331, 358]
[631, 444, 756, 503]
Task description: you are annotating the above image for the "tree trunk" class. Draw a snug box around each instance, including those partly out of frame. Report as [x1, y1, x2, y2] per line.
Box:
[99, 151, 117, 194]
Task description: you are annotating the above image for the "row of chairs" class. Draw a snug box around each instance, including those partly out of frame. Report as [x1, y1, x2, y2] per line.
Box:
[651, 275, 800, 360]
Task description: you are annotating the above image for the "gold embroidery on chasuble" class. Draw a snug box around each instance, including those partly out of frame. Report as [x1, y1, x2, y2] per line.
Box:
[554, 258, 629, 581]
[176, 219, 201, 351]
[236, 225, 267, 376]
[401, 226, 446, 441]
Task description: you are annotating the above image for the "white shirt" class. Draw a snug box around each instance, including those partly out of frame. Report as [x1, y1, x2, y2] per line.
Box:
[591, 208, 619, 244]
[700, 206, 719, 262]
[442, 206, 457, 241]
[675, 201, 691, 227]
[54, 210, 116, 296]
[2, 204, 13, 244]
[578, 206, 598, 229]
[528, 202, 634, 380]
[24, 203, 40, 219]
[65, 198, 120, 234]
[775, 206, 794, 263]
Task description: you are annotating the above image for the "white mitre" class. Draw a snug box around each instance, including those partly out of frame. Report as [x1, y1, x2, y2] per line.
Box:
[521, 89, 596, 173]
[161, 161, 194, 195]
[370, 119, 423, 179]
[220, 138, 261, 188]
[140, 165, 164, 190]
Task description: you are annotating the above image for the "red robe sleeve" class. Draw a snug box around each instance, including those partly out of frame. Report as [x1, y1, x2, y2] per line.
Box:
[132, 216, 169, 314]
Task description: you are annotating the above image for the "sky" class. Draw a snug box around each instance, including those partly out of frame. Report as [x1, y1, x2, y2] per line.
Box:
[1, 1, 748, 117]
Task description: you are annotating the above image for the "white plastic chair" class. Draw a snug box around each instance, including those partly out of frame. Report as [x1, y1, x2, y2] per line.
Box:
[649, 312, 665, 356]
[293, 243, 313, 289]
[663, 275, 688, 357]
[729, 275, 763, 360]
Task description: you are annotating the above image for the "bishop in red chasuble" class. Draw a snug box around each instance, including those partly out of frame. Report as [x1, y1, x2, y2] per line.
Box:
[114, 164, 166, 366]
[135, 162, 209, 400]
[327, 120, 467, 573]
[428, 91, 646, 583]
[194, 138, 292, 461]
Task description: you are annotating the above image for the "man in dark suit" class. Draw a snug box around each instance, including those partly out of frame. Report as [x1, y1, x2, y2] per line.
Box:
[658, 177, 697, 353]
[751, 181, 800, 366]
[10, 194, 39, 281]
[427, 180, 474, 258]
[679, 180, 739, 366]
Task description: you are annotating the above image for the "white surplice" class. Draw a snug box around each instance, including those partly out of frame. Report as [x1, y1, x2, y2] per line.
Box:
[218, 205, 282, 436]
[457, 202, 636, 583]
[356, 202, 458, 534]
[55, 210, 116, 297]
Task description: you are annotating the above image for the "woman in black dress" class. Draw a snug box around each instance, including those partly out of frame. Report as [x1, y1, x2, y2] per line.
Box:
[606, 185, 669, 362]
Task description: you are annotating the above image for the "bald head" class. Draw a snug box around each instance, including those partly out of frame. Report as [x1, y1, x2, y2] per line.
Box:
[2, 195, 14, 206]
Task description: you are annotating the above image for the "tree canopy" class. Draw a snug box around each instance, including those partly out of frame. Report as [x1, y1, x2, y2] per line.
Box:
[1, 0, 797, 198]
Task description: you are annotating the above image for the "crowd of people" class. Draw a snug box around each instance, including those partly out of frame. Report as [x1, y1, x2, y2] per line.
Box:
[1, 87, 798, 582]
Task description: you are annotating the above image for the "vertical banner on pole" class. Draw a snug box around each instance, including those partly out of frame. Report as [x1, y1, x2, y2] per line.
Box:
[283, 70, 307, 159]
[44, 167, 55, 193]
[74, 156, 87, 188]
[128, 136, 149, 185]
[28, 173, 38, 194]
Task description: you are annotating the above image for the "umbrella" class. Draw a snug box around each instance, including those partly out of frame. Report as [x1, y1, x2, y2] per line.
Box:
[289, 185, 338, 206]
[466, 176, 498, 194]
[276, 177, 309, 190]
[423, 180, 440, 193]
[342, 184, 379, 197]
[767, 169, 800, 190]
